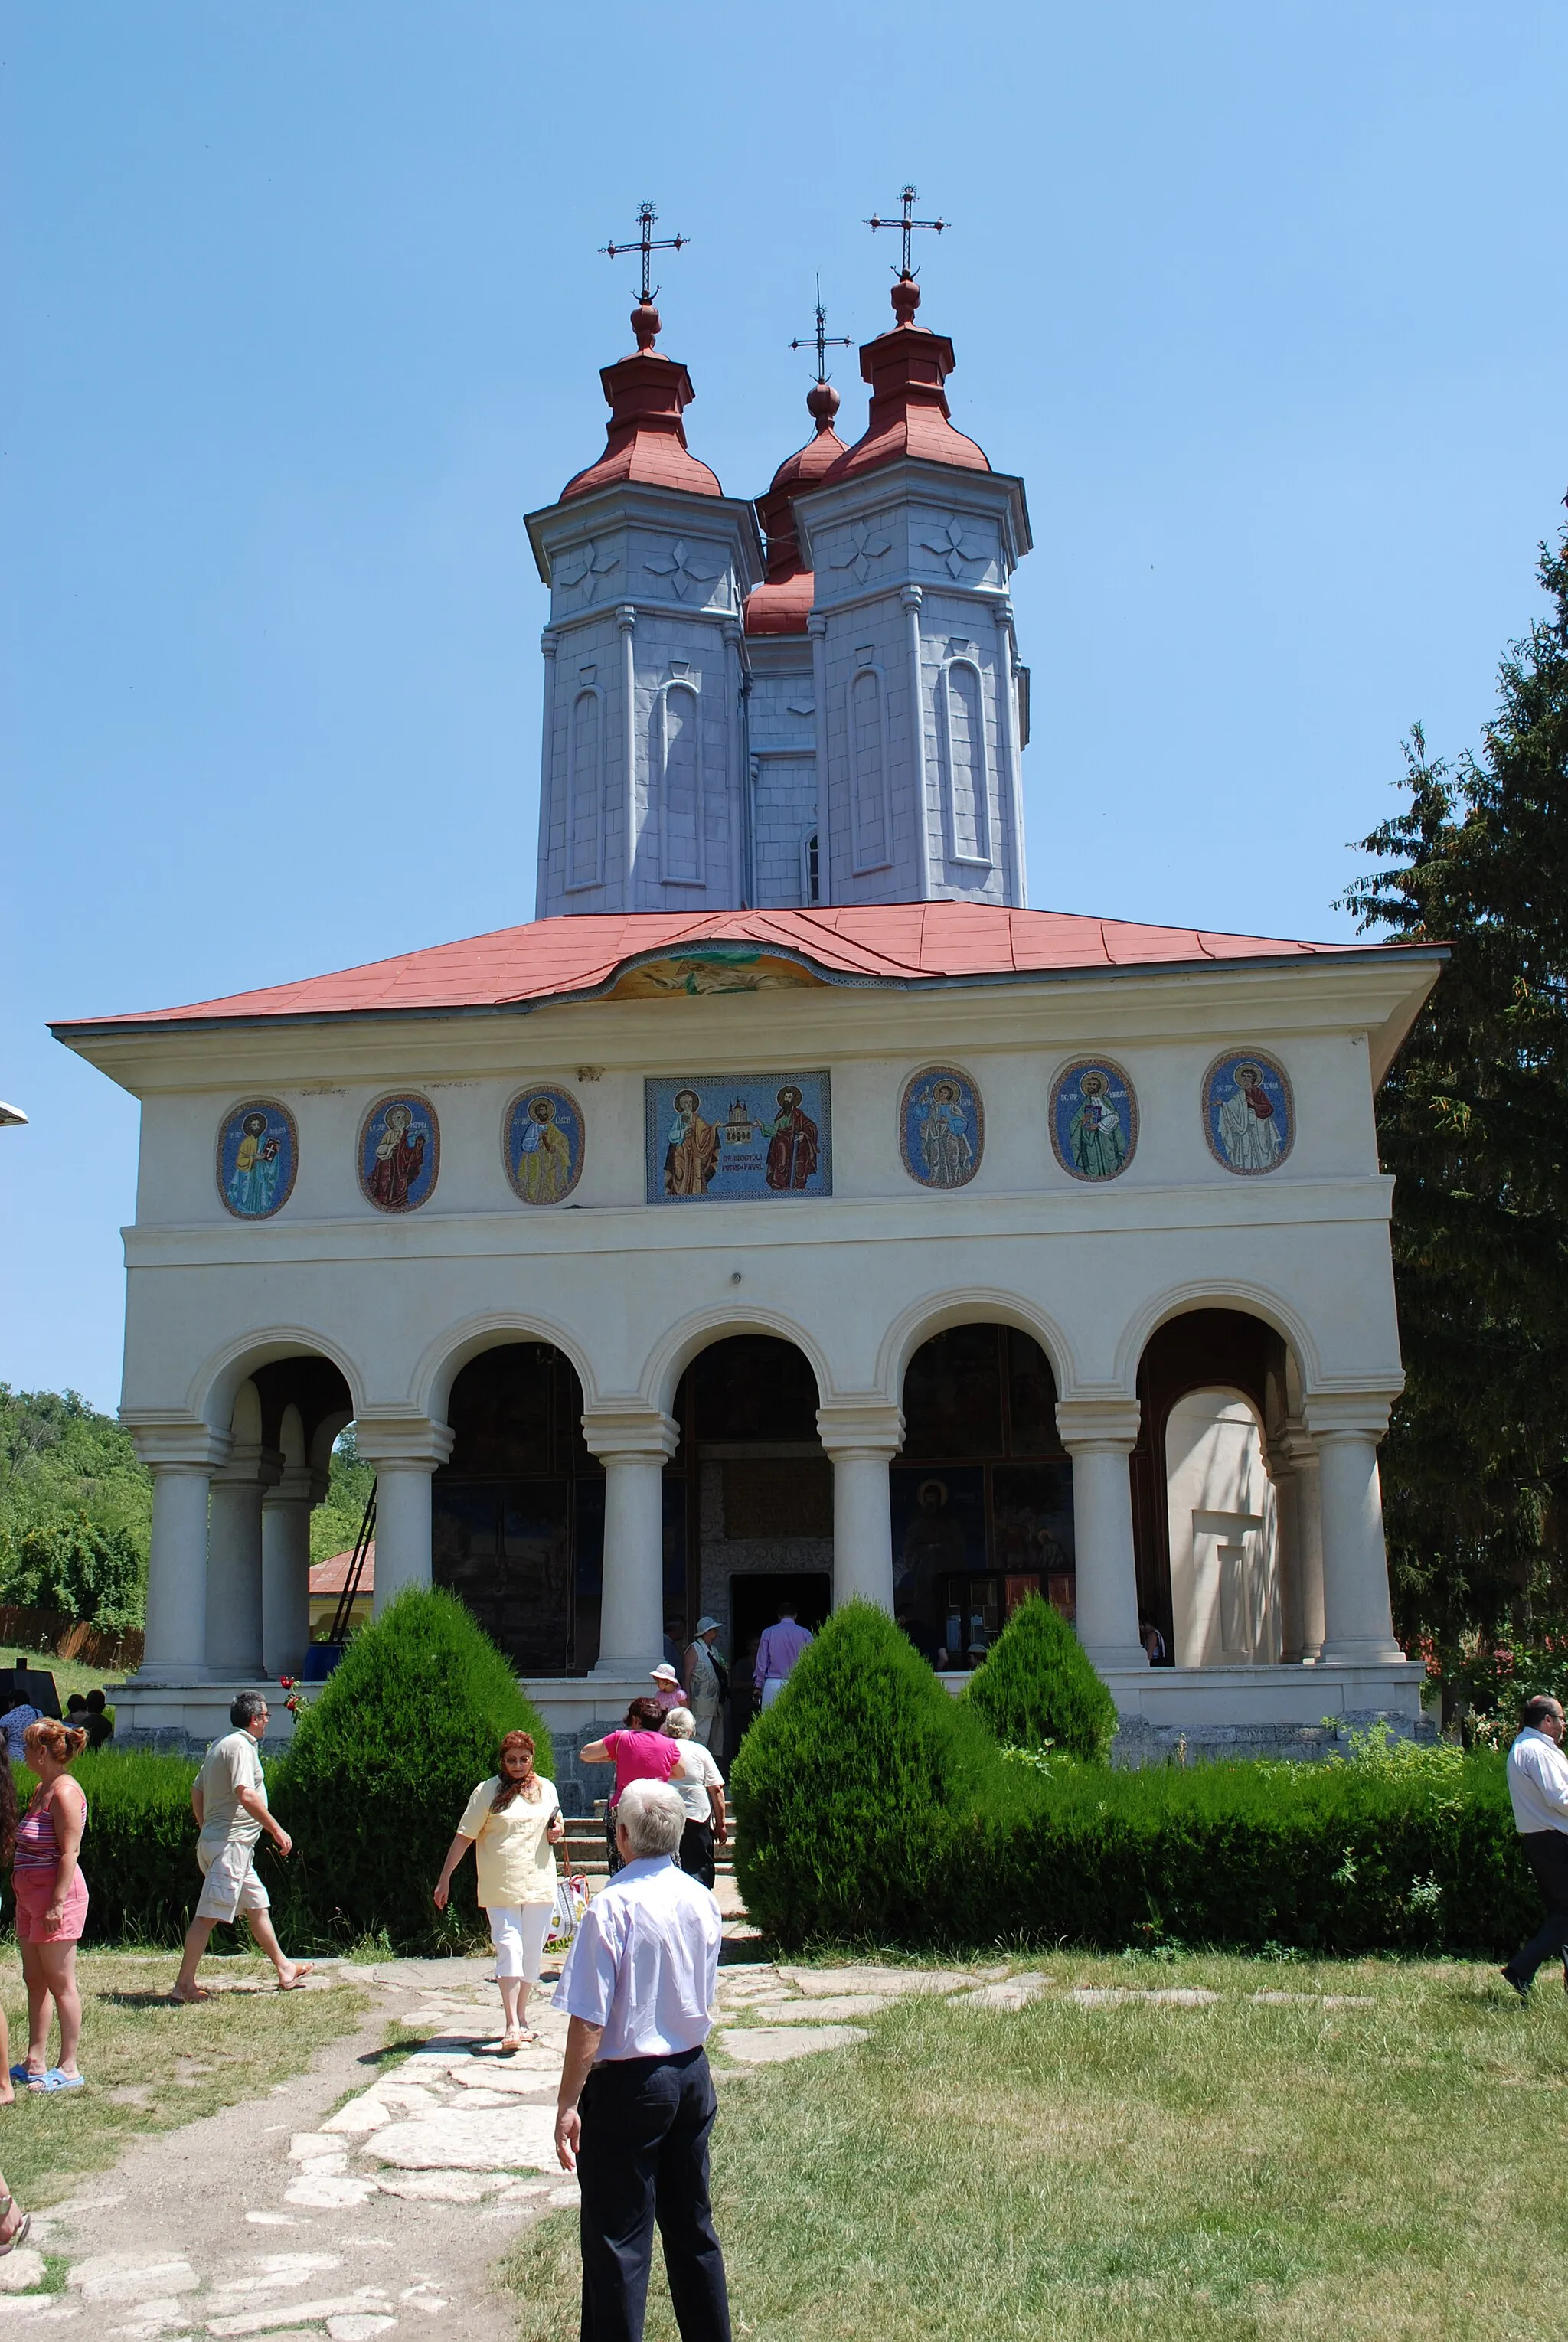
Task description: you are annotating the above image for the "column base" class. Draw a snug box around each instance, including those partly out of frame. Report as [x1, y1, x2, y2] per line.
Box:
[1318, 1638, 1406, 1667]
[590, 1657, 664, 1681]
[1082, 1640, 1150, 1671]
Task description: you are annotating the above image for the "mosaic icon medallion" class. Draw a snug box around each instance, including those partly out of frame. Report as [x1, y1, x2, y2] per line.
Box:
[899, 1066, 983, 1190]
[358, 1093, 439, 1212]
[1049, 1058, 1138, 1183]
[217, 1099, 297, 1220]
[504, 1086, 585, 1206]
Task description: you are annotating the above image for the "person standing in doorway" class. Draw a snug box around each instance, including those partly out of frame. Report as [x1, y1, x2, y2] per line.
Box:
[683, 1620, 727, 1751]
[171, 1693, 312, 2003]
[554, 1779, 730, 2342]
[753, 1604, 813, 1710]
[1501, 1692, 1568, 1998]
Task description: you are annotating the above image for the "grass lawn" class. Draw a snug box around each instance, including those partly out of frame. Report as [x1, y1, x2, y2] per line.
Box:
[507, 1949, 1564, 2342]
[0, 1950, 369, 2207]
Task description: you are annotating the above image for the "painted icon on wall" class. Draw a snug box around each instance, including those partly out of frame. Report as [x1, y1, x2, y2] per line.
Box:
[504, 1086, 585, 1206]
[900, 1065, 983, 1190]
[1050, 1057, 1138, 1182]
[1203, 1050, 1293, 1175]
[645, 1073, 831, 1202]
[217, 1099, 297, 1220]
[358, 1093, 439, 1212]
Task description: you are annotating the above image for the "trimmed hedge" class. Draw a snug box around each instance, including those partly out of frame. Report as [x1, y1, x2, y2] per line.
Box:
[962, 1593, 1117, 1759]
[16, 1750, 199, 1945]
[732, 1608, 1540, 1955]
[271, 1586, 552, 1952]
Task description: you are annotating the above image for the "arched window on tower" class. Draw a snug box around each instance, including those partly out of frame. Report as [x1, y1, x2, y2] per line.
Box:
[658, 681, 704, 887]
[567, 687, 603, 892]
[942, 658, 991, 868]
[800, 828, 820, 907]
[851, 665, 892, 875]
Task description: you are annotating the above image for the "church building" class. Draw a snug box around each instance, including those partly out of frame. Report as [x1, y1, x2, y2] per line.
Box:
[53, 210, 1444, 1767]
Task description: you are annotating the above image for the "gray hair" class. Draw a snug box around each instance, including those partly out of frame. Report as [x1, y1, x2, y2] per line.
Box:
[616, 1779, 686, 1859]
[230, 1690, 268, 1730]
[663, 1707, 695, 1739]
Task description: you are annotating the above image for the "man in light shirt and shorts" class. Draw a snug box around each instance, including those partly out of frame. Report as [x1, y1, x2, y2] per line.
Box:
[171, 1691, 311, 2003]
[1501, 1691, 1568, 2000]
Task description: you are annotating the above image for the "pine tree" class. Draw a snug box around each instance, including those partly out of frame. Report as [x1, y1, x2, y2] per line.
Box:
[1343, 523, 1568, 1658]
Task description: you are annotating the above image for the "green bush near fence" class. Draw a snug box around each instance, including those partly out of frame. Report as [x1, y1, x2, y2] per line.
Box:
[962, 1592, 1118, 1760]
[731, 1606, 1538, 1955]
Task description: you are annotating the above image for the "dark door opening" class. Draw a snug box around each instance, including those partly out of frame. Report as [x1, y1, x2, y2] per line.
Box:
[730, 1571, 831, 1685]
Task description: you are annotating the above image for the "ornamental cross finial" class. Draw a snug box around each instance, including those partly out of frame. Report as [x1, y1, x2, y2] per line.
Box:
[866, 184, 948, 280]
[789, 276, 852, 383]
[601, 201, 690, 351]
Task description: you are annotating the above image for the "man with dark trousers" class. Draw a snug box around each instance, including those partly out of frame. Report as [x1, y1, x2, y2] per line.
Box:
[554, 1778, 730, 2342]
[1501, 1692, 1568, 1999]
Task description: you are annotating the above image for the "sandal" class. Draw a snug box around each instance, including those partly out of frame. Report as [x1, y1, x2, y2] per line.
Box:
[0, 2197, 31, 2256]
[31, 2069, 83, 2092]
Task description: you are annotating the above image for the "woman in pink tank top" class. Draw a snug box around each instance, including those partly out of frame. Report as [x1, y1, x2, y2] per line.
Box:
[12, 1719, 89, 2091]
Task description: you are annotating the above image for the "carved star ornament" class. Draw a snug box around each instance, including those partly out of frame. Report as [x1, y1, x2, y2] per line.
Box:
[920, 515, 988, 579]
[645, 538, 720, 600]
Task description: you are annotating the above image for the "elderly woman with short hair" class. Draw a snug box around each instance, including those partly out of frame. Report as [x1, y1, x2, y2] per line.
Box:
[662, 1707, 727, 1890]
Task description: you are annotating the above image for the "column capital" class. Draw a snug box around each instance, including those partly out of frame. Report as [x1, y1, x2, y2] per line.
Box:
[1304, 1392, 1396, 1442]
[213, 1442, 284, 1492]
[540, 627, 560, 658]
[900, 584, 923, 614]
[616, 602, 637, 635]
[1269, 1415, 1319, 1475]
[580, 1405, 679, 1465]
[1055, 1394, 1141, 1453]
[354, 1416, 456, 1470]
[124, 1415, 232, 1473]
[991, 596, 1014, 627]
[265, 1462, 328, 1507]
[808, 612, 828, 639]
[816, 1400, 905, 1462]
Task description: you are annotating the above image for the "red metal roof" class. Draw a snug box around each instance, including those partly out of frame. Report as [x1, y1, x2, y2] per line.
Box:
[309, 1545, 374, 1596]
[53, 903, 1397, 1037]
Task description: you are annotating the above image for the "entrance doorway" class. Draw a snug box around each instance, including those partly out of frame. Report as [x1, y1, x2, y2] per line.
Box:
[730, 1570, 831, 1671]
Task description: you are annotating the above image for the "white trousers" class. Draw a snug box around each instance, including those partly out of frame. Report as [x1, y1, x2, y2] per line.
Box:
[760, 1677, 786, 1710]
[486, 1902, 552, 1981]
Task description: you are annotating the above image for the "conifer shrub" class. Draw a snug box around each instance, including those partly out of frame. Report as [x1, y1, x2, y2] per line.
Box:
[729, 1601, 1002, 1946]
[962, 1594, 1117, 1760]
[270, 1586, 551, 1952]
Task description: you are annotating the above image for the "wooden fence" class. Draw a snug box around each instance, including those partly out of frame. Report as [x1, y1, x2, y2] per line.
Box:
[0, 1608, 144, 1673]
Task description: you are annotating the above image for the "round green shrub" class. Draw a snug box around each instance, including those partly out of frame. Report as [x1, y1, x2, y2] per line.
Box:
[962, 1593, 1117, 1760]
[730, 1600, 998, 1948]
[270, 1586, 551, 1953]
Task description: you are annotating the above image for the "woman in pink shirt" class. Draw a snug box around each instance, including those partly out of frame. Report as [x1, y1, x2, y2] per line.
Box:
[580, 1697, 682, 1877]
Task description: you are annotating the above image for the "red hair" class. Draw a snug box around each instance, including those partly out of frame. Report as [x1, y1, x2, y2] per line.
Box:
[492, 1729, 541, 1811]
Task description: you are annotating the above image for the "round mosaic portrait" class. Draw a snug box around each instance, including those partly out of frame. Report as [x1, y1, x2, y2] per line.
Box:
[358, 1093, 439, 1213]
[504, 1085, 585, 1206]
[1203, 1050, 1294, 1176]
[900, 1066, 983, 1190]
[216, 1099, 297, 1220]
[1049, 1058, 1138, 1183]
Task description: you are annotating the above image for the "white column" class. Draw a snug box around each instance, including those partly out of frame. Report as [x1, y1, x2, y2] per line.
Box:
[809, 613, 832, 906]
[1305, 1396, 1404, 1664]
[1056, 1396, 1148, 1671]
[261, 1464, 320, 1679]
[1274, 1419, 1325, 1662]
[903, 587, 933, 900]
[583, 1406, 678, 1675]
[207, 1446, 281, 1679]
[355, 1418, 456, 1618]
[724, 619, 746, 908]
[132, 1425, 231, 1681]
[534, 626, 558, 920]
[818, 1402, 903, 1613]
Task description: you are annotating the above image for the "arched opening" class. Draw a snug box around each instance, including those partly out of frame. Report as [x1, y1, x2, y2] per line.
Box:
[895, 1325, 1071, 1671]
[684, 1334, 830, 1697]
[1130, 1308, 1293, 1666]
[207, 1351, 355, 1682]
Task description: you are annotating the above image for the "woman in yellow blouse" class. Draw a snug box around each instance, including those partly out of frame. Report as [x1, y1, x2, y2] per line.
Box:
[433, 1730, 565, 2052]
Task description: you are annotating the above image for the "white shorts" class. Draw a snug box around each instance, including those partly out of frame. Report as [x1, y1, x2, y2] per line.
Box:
[486, 1903, 552, 1981]
[195, 1839, 270, 1923]
[760, 1677, 786, 1710]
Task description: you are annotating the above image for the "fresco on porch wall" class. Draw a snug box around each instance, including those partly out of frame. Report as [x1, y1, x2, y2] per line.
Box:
[1049, 1057, 1138, 1182]
[358, 1093, 439, 1212]
[504, 1086, 585, 1206]
[645, 1073, 831, 1202]
[899, 1065, 984, 1189]
[217, 1099, 297, 1220]
[1203, 1050, 1294, 1175]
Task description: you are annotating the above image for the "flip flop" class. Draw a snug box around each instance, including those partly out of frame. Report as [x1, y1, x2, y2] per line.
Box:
[470, 2040, 515, 2058]
[0, 2206, 31, 2257]
[6, 2066, 28, 2084]
[27, 2069, 83, 2092]
[276, 1965, 315, 1992]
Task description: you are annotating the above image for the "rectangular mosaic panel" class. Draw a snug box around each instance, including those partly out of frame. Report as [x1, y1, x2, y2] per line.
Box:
[645, 1072, 831, 1203]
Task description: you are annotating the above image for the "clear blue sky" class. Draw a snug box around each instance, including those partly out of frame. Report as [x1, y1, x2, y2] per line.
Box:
[4, 2, 1566, 1411]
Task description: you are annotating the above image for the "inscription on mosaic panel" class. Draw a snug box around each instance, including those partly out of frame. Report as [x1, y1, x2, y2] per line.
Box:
[645, 1073, 831, 1202]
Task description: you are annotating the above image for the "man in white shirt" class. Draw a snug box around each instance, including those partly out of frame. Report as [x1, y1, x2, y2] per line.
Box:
[554, 1779, 730, 2342]
[1501, 1693, 1568, 1999]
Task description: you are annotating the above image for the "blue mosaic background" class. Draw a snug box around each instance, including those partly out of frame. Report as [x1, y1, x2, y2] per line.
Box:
[645, 1073, 831, 1203]
[217, 1099, 296, 1220]
[900, 1066, 983, 1189]
[505, 1086, 584, 1205]
[1050, 1059, 1137, 1182]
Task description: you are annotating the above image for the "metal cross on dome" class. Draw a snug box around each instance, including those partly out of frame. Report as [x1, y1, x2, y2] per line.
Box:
[865, 184, 948, 279]
[601, 200, 689, 305]
[789, 276, 852, 381]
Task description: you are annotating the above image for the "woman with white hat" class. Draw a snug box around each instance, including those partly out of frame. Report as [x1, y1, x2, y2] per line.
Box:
[683, 1618, 727, 1752]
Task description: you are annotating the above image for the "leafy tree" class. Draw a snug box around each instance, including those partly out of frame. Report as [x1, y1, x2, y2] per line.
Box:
[0, 1385, 151, 1612]
[1343, 522, 1568, 1662]
[6, 1514, 143, 1628]
[309, 1425, 376, 1563]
